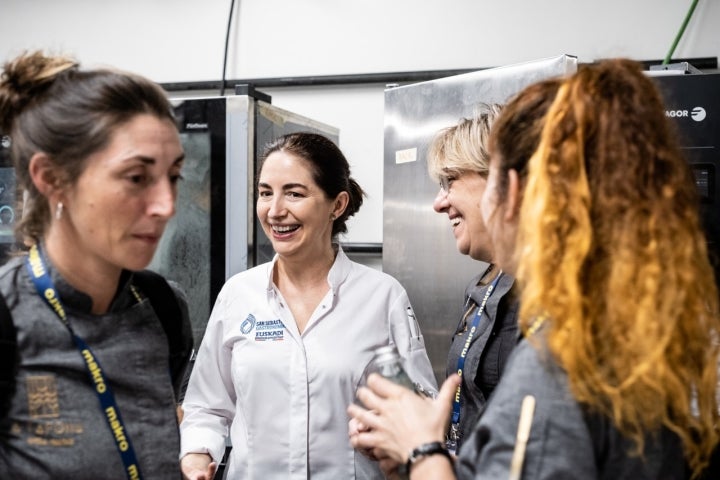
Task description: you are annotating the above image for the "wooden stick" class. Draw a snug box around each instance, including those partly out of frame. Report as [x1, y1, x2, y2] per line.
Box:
[508, 395, 536, 480]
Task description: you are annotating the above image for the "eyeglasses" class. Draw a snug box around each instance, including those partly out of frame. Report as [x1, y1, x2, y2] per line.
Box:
[439, 175, 455, 193]
[439, 170, 487, 193]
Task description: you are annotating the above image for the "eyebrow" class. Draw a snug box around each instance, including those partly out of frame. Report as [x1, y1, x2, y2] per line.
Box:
[257, 182, 308, 190]
[135, 154, 185, 166]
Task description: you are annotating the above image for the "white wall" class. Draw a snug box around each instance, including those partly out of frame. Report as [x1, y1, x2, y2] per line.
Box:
[2, 0, 719, 242]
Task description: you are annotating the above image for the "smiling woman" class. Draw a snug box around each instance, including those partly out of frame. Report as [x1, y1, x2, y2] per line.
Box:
[347, 58, 720, 480]
[424, 110, 519, 452]
[0, 50, 193, 479]
[256, 149, 345, 268]
[180, 132, 437, 480]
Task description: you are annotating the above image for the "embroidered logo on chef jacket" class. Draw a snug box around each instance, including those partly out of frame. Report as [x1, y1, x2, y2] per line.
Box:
[22, 375, 85, 447]
[240, 314, 256, 334]
[27, 375, 60, 418]
[254, 319, 284, 341]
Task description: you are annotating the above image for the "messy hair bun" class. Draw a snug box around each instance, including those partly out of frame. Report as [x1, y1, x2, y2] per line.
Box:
[0, 51, 78, 132]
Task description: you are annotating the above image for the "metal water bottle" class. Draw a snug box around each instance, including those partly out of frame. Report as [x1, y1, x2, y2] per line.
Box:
[363, 344, 415, 480]
[362, 344, 417, 392]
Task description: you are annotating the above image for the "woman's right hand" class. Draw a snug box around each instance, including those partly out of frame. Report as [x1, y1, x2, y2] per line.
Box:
[347, 373, 460, 465]
[181, 453, 217, 480]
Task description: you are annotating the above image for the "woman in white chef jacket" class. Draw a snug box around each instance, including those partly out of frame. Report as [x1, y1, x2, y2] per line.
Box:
[179, 132, 437, 480]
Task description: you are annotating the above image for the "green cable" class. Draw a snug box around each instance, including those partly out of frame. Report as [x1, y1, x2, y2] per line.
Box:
[663, 0, 700, 65]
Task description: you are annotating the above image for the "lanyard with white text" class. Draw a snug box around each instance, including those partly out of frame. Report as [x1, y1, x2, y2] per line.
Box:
[25, 244, 143, 480]
[447, 271, 502, 454]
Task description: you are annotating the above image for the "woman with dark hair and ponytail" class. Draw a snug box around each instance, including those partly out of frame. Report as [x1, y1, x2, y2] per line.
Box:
[348, 59, 720, 480]
[180, 132, 436, 479]
[0, 51, 192, 479]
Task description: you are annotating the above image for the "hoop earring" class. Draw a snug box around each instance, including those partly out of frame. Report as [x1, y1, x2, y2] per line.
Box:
[55, 202, 63, 220]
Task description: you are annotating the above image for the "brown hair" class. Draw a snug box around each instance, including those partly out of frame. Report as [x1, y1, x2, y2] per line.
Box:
[513, 59, 719, 476]
[260, 132, 365, 237]
[0, 50, 176, 242]
[489, 79, 562, 201]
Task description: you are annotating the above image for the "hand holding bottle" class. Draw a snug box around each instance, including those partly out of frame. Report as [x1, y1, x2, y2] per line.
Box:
[349, 373, 460, 479]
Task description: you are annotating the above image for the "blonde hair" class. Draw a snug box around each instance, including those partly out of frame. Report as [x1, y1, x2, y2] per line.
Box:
[427, 105, 502, 181]
[516, 59, 720, 477]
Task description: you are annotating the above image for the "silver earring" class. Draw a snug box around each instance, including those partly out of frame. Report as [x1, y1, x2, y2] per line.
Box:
[55, 202, 63, 220]
[330, 214, 336, 221]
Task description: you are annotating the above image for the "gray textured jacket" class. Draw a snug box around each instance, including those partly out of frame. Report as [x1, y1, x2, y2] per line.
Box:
[0, 254, 189, 479]
[445, 266, 519, 449]
[456, 339, 686, 479]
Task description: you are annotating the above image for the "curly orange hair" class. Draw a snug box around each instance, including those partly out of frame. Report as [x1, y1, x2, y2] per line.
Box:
[515, 59, 720, 477]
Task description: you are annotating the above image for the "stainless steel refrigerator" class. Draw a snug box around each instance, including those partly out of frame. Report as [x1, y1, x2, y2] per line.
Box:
[149, 88, 339, 346]
[382, 55, 578, 382]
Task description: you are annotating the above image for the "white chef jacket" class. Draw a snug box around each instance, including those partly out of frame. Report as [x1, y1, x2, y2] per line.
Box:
[180, 246, 437, 479]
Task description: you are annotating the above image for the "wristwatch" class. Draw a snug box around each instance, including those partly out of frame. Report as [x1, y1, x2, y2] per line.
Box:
[404, 441, 453, 474]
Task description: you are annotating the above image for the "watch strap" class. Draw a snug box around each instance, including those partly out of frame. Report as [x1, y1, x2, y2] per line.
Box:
[405, 441, 453, 473]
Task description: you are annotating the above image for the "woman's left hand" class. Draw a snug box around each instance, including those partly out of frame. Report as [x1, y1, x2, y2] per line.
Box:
[347, 373, 460, 464]
[348, 417, 379, 460]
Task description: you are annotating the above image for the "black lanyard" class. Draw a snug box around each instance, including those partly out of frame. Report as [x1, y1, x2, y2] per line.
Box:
[25, 244, 143, 480]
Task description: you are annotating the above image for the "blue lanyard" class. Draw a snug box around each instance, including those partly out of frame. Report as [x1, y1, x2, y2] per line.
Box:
[25, 244, 143, 480]
[448, 271, 502, 448]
